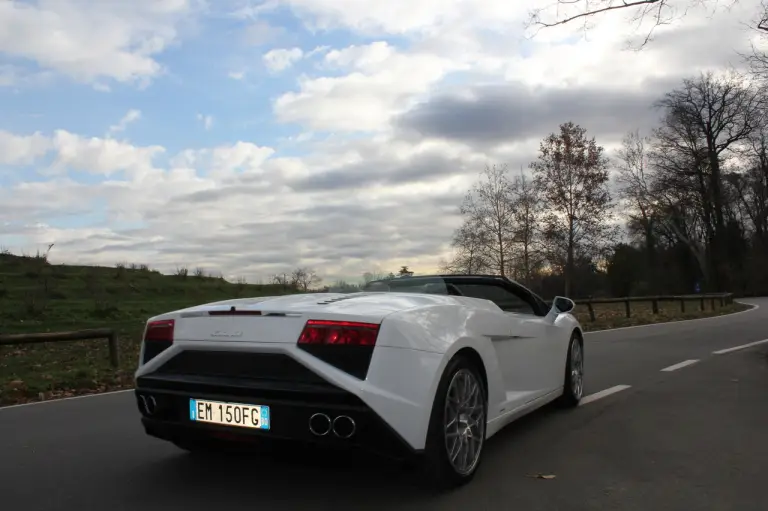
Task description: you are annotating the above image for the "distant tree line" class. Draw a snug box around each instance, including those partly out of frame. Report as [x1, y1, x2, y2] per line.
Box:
[441, 70, 768, 299]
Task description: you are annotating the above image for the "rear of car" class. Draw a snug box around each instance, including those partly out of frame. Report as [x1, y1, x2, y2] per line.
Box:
[133, 294, 446, 459]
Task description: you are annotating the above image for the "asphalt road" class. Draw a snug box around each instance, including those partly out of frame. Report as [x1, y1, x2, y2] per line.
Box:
[2, 298, 767, 511]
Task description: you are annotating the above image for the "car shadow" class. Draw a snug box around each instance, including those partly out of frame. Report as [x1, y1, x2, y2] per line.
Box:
[128, 402, 569, 511]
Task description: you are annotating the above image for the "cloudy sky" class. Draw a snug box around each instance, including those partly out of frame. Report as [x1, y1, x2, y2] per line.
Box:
[0, 0, 762, 284]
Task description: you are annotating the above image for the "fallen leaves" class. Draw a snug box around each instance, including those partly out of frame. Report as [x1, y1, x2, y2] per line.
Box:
[527, 473, 557, 480]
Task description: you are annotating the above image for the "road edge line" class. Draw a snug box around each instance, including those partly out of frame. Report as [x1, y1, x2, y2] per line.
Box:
[0, 389, 134, 411]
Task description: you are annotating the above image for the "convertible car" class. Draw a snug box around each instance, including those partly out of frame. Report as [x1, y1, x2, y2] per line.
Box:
[134, 274, 584, 488]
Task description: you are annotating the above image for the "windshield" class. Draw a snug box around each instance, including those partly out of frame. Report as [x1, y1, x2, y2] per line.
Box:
[326, 275, 550, 316]
[327, 276, 453, 295]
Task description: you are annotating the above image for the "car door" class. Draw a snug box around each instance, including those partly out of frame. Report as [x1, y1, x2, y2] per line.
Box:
[454, 282, 559, 407]
[501, 284, 564, 395]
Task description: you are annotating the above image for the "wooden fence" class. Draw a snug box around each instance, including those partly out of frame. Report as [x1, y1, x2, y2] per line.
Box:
[0, 328, 119, 367]
[573, 293, 735, 322]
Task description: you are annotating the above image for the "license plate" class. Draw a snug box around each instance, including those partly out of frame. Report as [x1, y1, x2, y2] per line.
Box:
[189, 398, 270, 430]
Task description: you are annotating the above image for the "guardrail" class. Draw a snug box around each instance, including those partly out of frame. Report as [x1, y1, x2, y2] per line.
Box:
[0, 328, 119, 367]
[573, 293, 735, 322]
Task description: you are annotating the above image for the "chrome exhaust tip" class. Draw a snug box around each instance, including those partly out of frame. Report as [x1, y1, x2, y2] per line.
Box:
[138, 395, 148, 414]
[145, 395, 157, 416]
[309, 413, 332, 436]
[332, 415, 356, 439]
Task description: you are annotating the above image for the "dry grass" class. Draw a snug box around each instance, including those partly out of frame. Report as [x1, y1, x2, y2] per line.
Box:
[574, 299, 752, 332]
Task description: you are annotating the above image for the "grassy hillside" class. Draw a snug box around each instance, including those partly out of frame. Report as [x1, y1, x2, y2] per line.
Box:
[0, 251, 299, 405]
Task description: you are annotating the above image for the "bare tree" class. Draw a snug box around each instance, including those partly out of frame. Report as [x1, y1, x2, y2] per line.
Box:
[743, 1, 768, 79]
[509, 168, 543, 285]
[290, 267, 322, 291]
[272, 273, 291, 287]
[650, 70, 764, 290]
[615, 130, 660, 280]
[530, 121, 618, 296]
[443, 217, 491, 274]
[460, 164, 517, 277]
[731, 125, 768, 240]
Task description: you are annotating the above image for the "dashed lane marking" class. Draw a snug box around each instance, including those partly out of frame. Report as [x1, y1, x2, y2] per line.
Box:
[712, 338, 768, 355]
[661, 359, 700, 372]
[580, 385, 632, 406]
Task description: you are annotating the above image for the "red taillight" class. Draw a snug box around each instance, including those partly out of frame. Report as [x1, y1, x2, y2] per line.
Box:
[298, 320, 380, 346]
[144, 319, 175, 342]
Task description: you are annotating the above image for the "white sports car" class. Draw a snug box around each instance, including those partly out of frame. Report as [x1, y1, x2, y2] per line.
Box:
[134, 274, 584, 488]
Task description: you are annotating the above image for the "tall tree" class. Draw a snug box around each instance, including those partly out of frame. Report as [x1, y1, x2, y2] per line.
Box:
[650, 71, 763, 290]
[615, 130, 660, 290]
[460, 164, 517, 277]
[509, 168, 542, 285]
[530, 121, 617, 296]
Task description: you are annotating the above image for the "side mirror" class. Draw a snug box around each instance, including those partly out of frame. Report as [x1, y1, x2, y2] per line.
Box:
[552, 296, 575, 314]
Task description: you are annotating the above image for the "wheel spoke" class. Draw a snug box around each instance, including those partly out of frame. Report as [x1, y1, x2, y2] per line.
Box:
[570, 341, 584, 398]
[444, 368, 485, 476]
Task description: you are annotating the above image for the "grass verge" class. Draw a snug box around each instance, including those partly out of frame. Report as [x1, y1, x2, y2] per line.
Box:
[573, 300, 752, 332]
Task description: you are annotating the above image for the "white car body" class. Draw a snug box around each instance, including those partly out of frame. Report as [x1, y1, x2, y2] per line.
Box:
[134, 275, 583, 487]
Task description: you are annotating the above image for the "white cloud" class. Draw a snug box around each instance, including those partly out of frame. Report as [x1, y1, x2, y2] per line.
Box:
[0, 130, 52, 165]
[263, 47, 304, 73]
[196, 113, 214, 130]
[274, 42, 459, 131]
[280, 0, 529, 35]
[49, 130, 165, 178]
[240, 20, 286, 46]
[1, 125, 472, 281]
[108, 109, 142, 134]
[0, 0, 199, 86]
[172, 141, 275, 179]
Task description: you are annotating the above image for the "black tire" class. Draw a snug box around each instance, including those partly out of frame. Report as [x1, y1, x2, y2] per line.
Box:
[557, 332, 584, 407]
[421, 354, 488, 490]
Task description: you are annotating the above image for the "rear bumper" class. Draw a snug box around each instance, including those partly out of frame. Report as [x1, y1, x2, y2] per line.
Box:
[135, 374, 420, 460]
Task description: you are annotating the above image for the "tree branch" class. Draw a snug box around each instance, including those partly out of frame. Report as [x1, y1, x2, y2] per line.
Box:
[530, 0, 664, 28]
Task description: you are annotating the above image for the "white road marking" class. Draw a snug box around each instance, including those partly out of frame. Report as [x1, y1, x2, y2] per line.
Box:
[0, 389, 133, 411]
[584, 301, 759, 336]
[660, 359, 699, 372]
[712, 338, 768, 355]
[580, 385, 631, 406]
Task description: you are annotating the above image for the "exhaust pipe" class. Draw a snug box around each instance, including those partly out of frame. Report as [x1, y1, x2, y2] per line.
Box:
[146, 395, 157, 415]
[138, 395, 148, 414]
[309, 413, 332, 436]
[332, 415, 356, 439]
